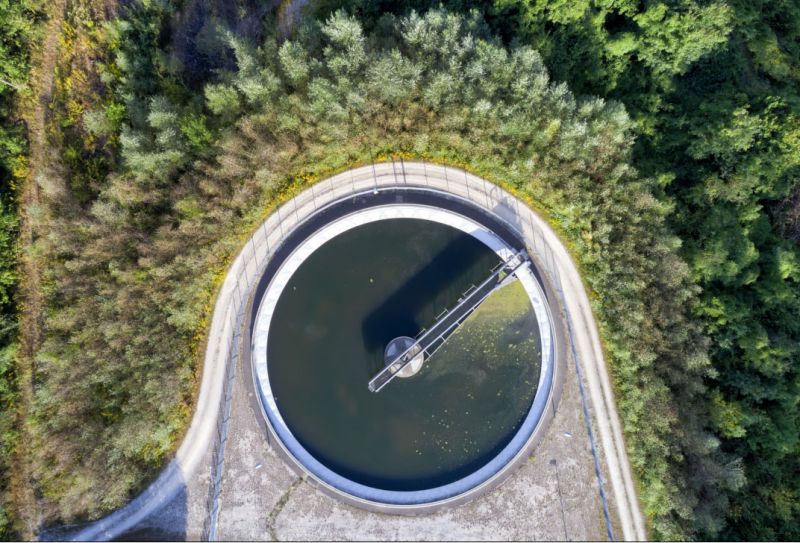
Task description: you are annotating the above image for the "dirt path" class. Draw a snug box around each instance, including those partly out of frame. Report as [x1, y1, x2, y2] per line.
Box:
[11, 0, 68, 537]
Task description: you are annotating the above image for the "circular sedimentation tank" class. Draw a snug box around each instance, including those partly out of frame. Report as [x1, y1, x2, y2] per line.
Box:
[249, 182, 558, 510]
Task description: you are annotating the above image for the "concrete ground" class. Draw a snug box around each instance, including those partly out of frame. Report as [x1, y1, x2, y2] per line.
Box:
[112, 336, 615, 541]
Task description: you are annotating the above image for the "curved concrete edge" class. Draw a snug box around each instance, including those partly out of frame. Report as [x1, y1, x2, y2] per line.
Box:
[517, 186, 648, 541]
[70, 160, 646, 541]
[249, 198, 558, 508]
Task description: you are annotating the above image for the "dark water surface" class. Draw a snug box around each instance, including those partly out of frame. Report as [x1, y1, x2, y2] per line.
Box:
[268, 219, 540, 490]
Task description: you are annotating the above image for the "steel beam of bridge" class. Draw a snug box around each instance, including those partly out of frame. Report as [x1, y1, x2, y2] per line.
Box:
[368, 250, 530, 393]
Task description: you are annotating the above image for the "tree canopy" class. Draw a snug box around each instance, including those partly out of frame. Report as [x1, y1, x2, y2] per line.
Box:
[2, 0, 798, 540]
[17, 5, 735, 539]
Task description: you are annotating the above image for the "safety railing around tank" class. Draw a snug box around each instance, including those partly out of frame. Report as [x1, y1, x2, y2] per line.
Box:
[202, 158, 613, 540]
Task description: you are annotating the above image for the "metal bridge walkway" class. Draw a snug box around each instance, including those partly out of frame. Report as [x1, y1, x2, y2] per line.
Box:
[368, 250, 530, 393]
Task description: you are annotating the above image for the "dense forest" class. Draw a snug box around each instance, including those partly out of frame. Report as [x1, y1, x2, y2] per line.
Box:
[0, 0, 797, 540]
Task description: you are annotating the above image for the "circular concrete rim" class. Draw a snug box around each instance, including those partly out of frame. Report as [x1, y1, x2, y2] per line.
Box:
[248, 185, 565, 512]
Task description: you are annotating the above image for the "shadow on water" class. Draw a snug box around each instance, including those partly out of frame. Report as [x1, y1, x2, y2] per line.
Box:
[360, 233, 500, 357]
